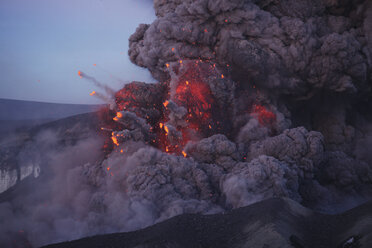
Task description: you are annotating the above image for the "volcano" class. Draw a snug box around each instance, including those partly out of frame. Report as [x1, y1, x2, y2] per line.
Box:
[1, 0, 372, 247]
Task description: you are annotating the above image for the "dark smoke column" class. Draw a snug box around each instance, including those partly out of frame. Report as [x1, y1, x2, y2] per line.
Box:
[129, 0, 372, 96]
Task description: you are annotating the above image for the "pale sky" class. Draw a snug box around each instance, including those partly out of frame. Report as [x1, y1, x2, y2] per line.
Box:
[0, 0, 156, 104]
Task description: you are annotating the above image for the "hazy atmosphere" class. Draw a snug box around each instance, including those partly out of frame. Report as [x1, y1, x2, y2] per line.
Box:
[0, 0, 155, 104]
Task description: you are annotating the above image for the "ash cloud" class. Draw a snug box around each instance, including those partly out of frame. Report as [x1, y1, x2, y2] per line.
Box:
[125, 0, 372, 206]
[129, 0, 371, 96]
[126, 0, 372, 220]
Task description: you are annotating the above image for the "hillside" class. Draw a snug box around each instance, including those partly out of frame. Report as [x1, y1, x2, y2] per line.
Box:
[42, 198, 371, 248]
[0, 99, 103, 136]
[0, 98, 103, 120]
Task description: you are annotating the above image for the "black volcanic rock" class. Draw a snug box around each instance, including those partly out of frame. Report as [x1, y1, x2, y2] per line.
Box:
[42, 198, 372, 248]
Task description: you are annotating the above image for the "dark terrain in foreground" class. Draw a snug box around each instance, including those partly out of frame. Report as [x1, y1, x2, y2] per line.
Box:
[42, 198, 371, 248]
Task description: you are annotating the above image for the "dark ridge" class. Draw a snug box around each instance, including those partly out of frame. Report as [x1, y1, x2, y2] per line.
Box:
[0, 98, 103, 121]
[41, 198, 372, 248]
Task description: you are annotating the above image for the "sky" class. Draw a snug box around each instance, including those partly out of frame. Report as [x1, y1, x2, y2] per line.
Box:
[0, 0, 156, 104]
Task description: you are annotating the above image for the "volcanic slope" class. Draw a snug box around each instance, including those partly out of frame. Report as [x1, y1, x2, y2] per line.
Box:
[0, 99, 102, 137]
[42, 197, 372, 248]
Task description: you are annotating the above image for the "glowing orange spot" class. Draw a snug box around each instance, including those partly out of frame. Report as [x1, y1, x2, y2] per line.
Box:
[107, 167, 110, 171]
[111, 136, 119, 146]
[252, 105, 276, 126]
[120, 149, 123, 153]
[116, 112, 123, 118]
[93, 64, 96, 66]
[221, 74, 224, 79]
[164, 125, 169, 135]
[182, 151, 187, 157]
[113, 117, 118, 121]
[166, 63, 170, 68]
[78, 70, 82, 78]
[172, 48, 175, 52]
[90, 91, 96, 96]
[130, 61, 217, 155]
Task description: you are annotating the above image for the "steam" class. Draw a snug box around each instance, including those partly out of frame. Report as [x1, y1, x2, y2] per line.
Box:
[0, 129, 105, 246]
[78, 71, 116, 107]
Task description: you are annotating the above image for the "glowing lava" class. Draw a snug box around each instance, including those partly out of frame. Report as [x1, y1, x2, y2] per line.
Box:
[102, 60, 275, 156]
[155, 61, 219, 154]
[111, 135, 119, 146]
[252, 104, 276, 126]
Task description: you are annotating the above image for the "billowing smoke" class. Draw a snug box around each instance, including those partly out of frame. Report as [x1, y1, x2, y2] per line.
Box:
[124, 0, 372, 210]
[1, 0, 372, 247]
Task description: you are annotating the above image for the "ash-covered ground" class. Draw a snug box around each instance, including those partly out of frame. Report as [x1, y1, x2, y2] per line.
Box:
[1, 0, 372, 247]
[41, 198, 372, 248]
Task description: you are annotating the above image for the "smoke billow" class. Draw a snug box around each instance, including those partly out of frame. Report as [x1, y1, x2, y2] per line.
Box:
[1, 0, 372, 247]
[0, 128, 105, 246]
[130, 0, 372, 95]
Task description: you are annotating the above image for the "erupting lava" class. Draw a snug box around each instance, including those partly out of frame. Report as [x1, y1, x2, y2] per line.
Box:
[98, 60, 276, 155]
[155, 61, 225, 154]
